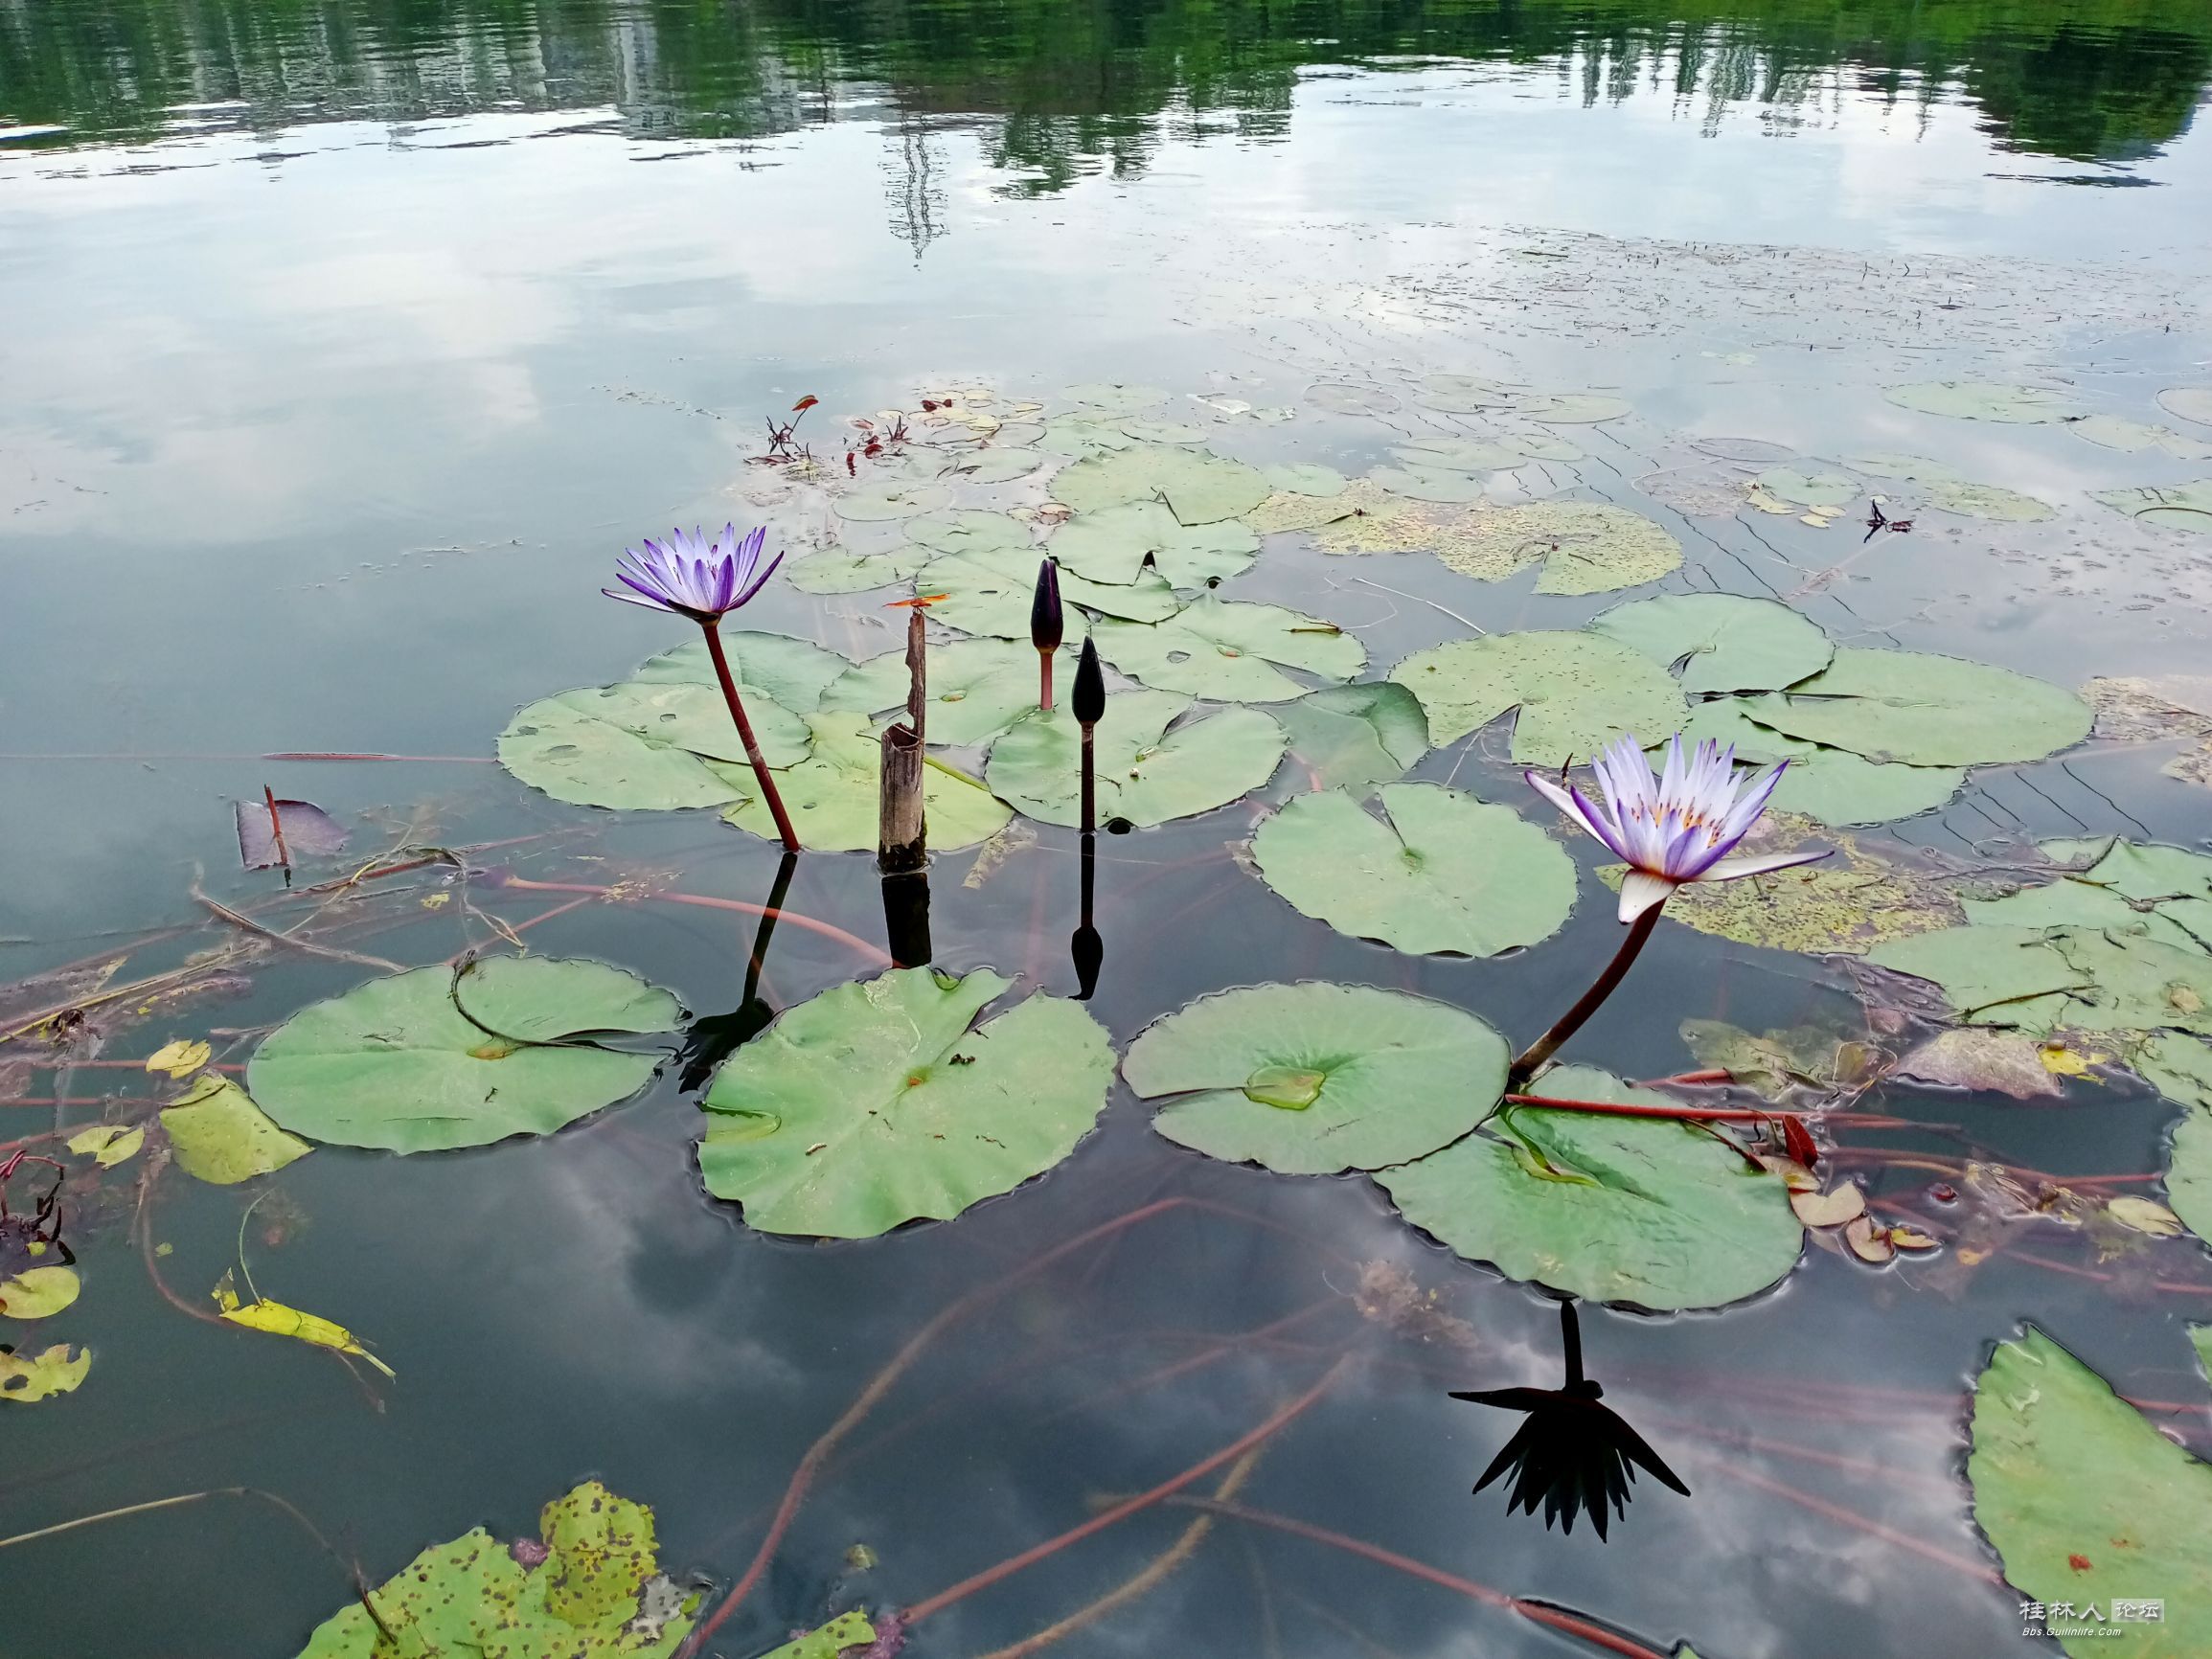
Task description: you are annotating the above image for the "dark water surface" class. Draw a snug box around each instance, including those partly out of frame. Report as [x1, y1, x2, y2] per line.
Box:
[6, 3, 2212, 1656]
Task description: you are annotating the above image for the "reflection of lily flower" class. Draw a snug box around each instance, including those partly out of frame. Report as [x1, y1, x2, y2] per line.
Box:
[1526, 733, 1824, 922]
[603, 524, 781, 622]
[1451, 1301, 1688, 1540]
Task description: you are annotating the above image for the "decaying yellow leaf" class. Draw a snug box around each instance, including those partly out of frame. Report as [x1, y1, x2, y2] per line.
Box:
[212, 1270, 395, 1378]
[1886, 1226, 1943, 1252]
[145, 1039, 212, 1079]
[1790, 1184, 1867, 1228]
[2107, 1196, 2185, 1239]
[2039, 1041, 2106, 1079]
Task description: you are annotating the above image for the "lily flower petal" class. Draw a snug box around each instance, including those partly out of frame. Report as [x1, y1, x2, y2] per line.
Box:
[1700, 849, 1832, 881]
[1617, 870, 1679, 922]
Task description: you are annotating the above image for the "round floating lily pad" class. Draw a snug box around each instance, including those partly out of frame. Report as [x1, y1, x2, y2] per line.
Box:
[1519, 392, 1632, 423]
[1588, 593, 1834, 695]
[1249, 784, 1576, 956]
[160, 1076, 312, 1185]
[785, 545, 933, 595]
[1924, 479, 2054, 522]
[906, 510, 1035, 557]
[1272, 682, 1430, 795]
[497, 681, 809, 811]
[1393, 436, 1537, 472]
[986, 692, 1283, 829]
[2093, 480, 2212, 534]
[1049, 502, 1259, 589]
[1970, 1327, 2212, 1658]
[1752, 468, 1857, 509]
[1126, 982, 1508, 1174]
[1389, 631, 1688, 764]
[1039, 414, 1138, 456]
[2157, 387, 2212, 427]
[248, 959, 681, 1153]
[2069, 415, 2212, 461]
[299, 1481, 696, 1657]
[698, 967, 1112, 1237]
[836, 482, 955, 522]
[1676, 699, 1963, 826]
[923, 542, 1180, 637]
[821, 637, 1077, 749]
[724, 713, 1011, 850]
[1307, 382, 1402, 416]
[1883, 381, 2074, 423]
[630, 629, 855, 713]
[1375, 1065, 1804, 1310]
[1867, 925, 2082, 1034]
[1061, 382, 1166, 415]
[1262, 463, 1346, 497]
[1734, 647, 2091, 766]
[1091, 597, 1364, 703]
[1428, 502, 1681, 595]
[0, 1265, 80, 1319]
[1415, 374, 1518, 413]
[1052, 443, 1271, 526]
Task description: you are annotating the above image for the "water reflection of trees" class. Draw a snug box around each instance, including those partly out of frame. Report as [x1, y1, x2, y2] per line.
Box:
[2, 0, 2203, 179]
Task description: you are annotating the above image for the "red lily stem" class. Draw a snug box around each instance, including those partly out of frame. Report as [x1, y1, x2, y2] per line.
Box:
[1685, 1453, 2001, 1584]
[1502, 1093, 1902, 1126]
[1158, 1497, 1670, 1659]
[1639, 1068, 1733, 1086]
[262, 786, 291, 872]
[0, 752, 493, 763]
[492, 876, 889, 966]
[700, 620, 801, 853]
[1039, 650, 1054, 715]
[1507, 905, 1662, 1089]
[901, 1354, 1356, 1626]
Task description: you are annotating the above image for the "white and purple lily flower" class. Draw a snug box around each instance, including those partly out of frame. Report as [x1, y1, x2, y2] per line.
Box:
[604, 523, 781, 621]
[1526, 733, 1827, 923]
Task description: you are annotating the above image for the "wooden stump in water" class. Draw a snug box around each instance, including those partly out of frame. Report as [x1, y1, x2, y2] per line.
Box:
[878, 721, 925, 873]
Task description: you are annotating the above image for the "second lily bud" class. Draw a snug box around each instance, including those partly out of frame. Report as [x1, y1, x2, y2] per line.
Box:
[1031, 558, 1064, 712]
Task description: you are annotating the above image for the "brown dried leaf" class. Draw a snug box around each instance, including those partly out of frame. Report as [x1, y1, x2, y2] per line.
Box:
[1844, 1215, 1896, 1262]
[1790, 1184, 1868, 1228]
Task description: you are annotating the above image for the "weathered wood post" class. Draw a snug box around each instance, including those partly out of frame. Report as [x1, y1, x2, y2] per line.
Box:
[878, 609, 927, 873]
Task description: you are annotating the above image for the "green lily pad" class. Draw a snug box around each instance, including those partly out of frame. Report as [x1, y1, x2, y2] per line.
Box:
[1039, 414, 1138, 456]
[785, 545, 933, 595]
[1090, 597, 1364, 703]
[699, 967, 1112, 1237]
[1414, 374, 1519, 414]
[1249, 784, 1576, 956]
[1962, 868, 2212, 953]
[2040, 836, 2212, 903]
[922, 541, 1180, 637]
[66, 1124, 143, 1168]
[1272, 682, 1431, 794]
[1116, 419, 1207, 445]
[1376, 1065, 1802, 1310]
[2157, 387, 2212, 427]
[248, 959, 681, 1153]
[723, 713, 1012, 850]
[1519, 392, 1632, 423]
[298, 1481, 696, 1657]
[1061, 381, 1166, 415]
[631, 629, 854, 713]
[932, 447, 1044, 485]
[0, 1344, 90, 1403]
[1388, 631, 1689, 764]
[1050, 443, 1271, 525]
[1369, 465, 1494, 504]
[1676, 699, 1965, 826]
[1970, 1328, 2212, 1658]
[2093, 480, 2212, 534]
[1924, 479, 2055, 522]
[1425, 501, 1681, 595]
[836, 482, 955, 522]
[1588, 593, 1834, 695]
[820, 638, 1076, 749]
[499, 681, 810, 811]
[1883, 381, 2074, 423]
[1393, 436, 1560, 472]
[0, 1265, 80, 1319]
[2044, 927, 2212, 1036]
[1126, 982, 1508, 1174]
[1751, 468, 1857, 509]
[1262, 464, 1346, 497]
[161, 1075, 312, 1185]
[2139, 1035, 2212, 1241]
[1048, 503, 1258, 588]
[905, 509, 1035, 557]
[1735, 648, 2091, 766]
[2069, 415, 2212, 461]
[986, 692, 1284, 829]
[761, 1614, 878, 1659]
[1867, 925, 2081, 1033]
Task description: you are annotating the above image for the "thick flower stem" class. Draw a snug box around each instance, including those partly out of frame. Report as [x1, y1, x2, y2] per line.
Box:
[1038, 649, 1055, 714]
[700, 621, 801, 852]
[1505, 904, 1662, 1090]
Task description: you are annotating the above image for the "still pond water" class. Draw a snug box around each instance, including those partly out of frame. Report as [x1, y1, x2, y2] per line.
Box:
[7, 3, 2212, 1655]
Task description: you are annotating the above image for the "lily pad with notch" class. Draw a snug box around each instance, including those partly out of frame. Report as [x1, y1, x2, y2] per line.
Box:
[630, 628, 855, 713]
[723, 713, 1011, 850]
[1882, 381, 2074, 423]
[1271, 681, 1430, 795]
[821, 637, 1081, 749]
[1421, 501, 1682, 595]
[1733, 647, 2091, 767]
[1048, 502, 1259, 589]
[2093, 480, 2212, 534]
[698, 966, 1112, 1238]
[1388, 631, 1688, 765]
[248, 958, 682, 1153]
[986, 691, 1284, 829]
[1125, 982, 1509, 1174]
[1249, 784, 1577, 957]
[1090, 596, 1364, 703]
[1375, 1065, 1803, 1311]
[1050, 443, 1271, 526]
[921, 541, 1180, 637]
[1675, 699, 1965, 826]
[498, 681, 810, 812]
[1588, 593, 1834, 696]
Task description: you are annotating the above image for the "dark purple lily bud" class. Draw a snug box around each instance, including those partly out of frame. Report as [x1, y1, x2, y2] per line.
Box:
[1030, 558, 1064, 655]
[1072, 637, 1106, 727]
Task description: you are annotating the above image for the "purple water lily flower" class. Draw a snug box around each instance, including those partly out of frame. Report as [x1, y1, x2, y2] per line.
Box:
[1526, 733, 1825, 923]
[604, 523, 781, 621]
